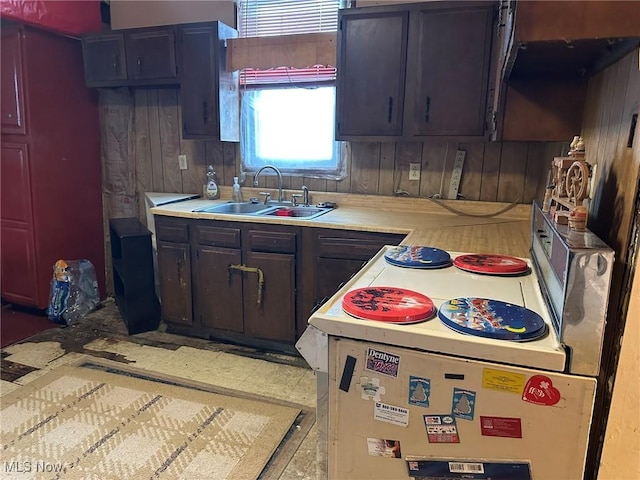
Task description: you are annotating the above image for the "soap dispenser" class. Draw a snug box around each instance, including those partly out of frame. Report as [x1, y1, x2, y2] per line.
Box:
[205, 165, 219, 200]
[232, 176, 243, 202]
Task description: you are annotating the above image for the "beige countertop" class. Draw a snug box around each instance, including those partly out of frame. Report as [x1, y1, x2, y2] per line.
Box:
[151, 188, 533, 257]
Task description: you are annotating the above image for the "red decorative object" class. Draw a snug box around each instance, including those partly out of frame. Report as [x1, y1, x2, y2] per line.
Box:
[0, 1, 102, 36]
[342, 287, 436, 324]
[453, 254, 529, 275]
[522, 375, 561, 406]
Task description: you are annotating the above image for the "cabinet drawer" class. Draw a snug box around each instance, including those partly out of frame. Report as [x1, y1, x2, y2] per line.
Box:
[155, 217, 189, 243]
[317, 235, 395, 260]
[248, 230, 296, 254]
[194, 224, 241, 248]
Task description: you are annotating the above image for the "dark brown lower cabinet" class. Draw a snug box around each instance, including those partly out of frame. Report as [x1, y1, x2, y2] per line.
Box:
[154, 214, 406, 351]
[157, 240, 192, 326]
[243, 251, 296, 343]
[299, 228, 406, 334]
[195, 245, 243, 333]
[155, 216, 192, 327]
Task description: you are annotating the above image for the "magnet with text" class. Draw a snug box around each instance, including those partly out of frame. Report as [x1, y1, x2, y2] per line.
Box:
[482, 368, 526, 395]
[367, 437, 402, 458]
[408, 375, 431, 407]
[423, 414, 460, 443]
[522, 375, 561, 406]
[365, 347, 400, 377]
[406, 458, 533, 480]
[480, 416, 522, 439]
[357, 376, 386, 401]
[452, 388, 476, 421]
[374, 401, 409, 427]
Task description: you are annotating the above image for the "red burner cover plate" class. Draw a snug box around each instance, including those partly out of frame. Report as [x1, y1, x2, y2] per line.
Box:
[453, 254, 529, 275]
[342, 287, 436, 324]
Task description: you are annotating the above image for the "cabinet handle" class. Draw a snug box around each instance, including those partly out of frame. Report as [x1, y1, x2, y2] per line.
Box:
[425, 96, 431, 123]
[227, 264, 264, 306]
[112, 54, 119, 73]
[387, 97, 393, 123]
[137, 56, 142, 72]
[177, 258, 183, 282]
[202, 101, 209, 125]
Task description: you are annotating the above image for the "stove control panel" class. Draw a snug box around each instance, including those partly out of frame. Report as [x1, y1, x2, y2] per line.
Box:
[530, 201, 614, 376]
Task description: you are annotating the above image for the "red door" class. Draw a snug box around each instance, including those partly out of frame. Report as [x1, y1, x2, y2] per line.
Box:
[1, 142, 38, 305]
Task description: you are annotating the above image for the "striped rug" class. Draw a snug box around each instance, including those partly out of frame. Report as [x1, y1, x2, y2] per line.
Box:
[0, 359, 306, 479]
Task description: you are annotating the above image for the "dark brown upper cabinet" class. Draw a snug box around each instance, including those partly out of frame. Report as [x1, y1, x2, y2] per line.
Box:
[81, 34, 127, 86]
[408, 4, 494, 137]
[178, 22, 239, 141]
[336, 1, 495, 142]
[336, 10, 409, 137]
[82, 27, 178, 87]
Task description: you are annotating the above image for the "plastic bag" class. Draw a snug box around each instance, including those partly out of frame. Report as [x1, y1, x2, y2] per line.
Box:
[48, 259, 99, 326]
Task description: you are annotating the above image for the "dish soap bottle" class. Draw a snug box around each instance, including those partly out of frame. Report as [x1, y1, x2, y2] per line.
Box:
[232, 176, 243, 202]
[205, 165, 219, 200]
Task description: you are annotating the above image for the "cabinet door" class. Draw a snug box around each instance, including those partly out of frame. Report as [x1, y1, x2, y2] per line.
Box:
[336, 10, 409, 138]
[81, 34, 128, 87]
[315, 257, 365, 308]
[1, 26, 26, 135]
[195, 245, 243, 333]
[125, 29, 177, 82]
[179, 23, 239, 141]
[1, 143, 37, 305]
[157, 240, 192, 326]
[180, 25, 217, 138]
[244, 251, 296, 343]
[408, 5, 494, 136]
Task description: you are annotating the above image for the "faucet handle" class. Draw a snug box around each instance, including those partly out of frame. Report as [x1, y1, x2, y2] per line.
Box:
[291, 193, 303, 206]
[258, 192, 271, 204]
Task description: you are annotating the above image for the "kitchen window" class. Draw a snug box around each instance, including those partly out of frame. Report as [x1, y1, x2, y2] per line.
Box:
[237, 0, 346, 179]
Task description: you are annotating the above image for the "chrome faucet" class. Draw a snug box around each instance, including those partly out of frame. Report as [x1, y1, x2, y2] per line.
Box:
[302, 185, 309, 206]
[253, 165, 284, 203]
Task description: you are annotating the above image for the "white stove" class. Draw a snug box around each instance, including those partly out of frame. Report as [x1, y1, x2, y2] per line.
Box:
[309, 247, 566, 373]
[297, 202, 614, 480]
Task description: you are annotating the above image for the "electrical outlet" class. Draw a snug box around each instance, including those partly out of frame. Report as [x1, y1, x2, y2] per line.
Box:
[178, 154, 188, 170]
[409, 163, 421, 181]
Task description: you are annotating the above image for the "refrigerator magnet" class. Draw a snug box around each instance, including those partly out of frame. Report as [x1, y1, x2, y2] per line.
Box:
[357, 376, 386, 401]
[522, 375, 561, 406]
[482, 368, 526, 395]
[423, 415, 460, 443]
[365, 347, 400, 377]
[480, 416, 523, 439]
[452, 388, 476, 421]
[408, 376, 431, 408]
[374, 401, 409, 427]
[366, 438, 402, 458]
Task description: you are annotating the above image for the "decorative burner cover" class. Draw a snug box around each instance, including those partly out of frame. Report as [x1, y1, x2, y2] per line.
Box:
[453, 254, 530, 275]
[438, 297, 547, 341]
[384, 245, 452, 269]
[342, 287, 436, 324]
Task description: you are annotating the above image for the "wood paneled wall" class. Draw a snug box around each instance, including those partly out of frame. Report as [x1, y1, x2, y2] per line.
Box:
[580, 48, 640, 478]
[99, 87, 567, 224]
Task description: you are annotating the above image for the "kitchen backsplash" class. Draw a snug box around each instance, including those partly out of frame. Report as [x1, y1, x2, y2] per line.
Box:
[98, 87, 567, 222]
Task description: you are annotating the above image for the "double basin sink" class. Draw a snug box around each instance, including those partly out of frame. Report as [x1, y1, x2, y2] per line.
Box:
[193, 201, 333, 220]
